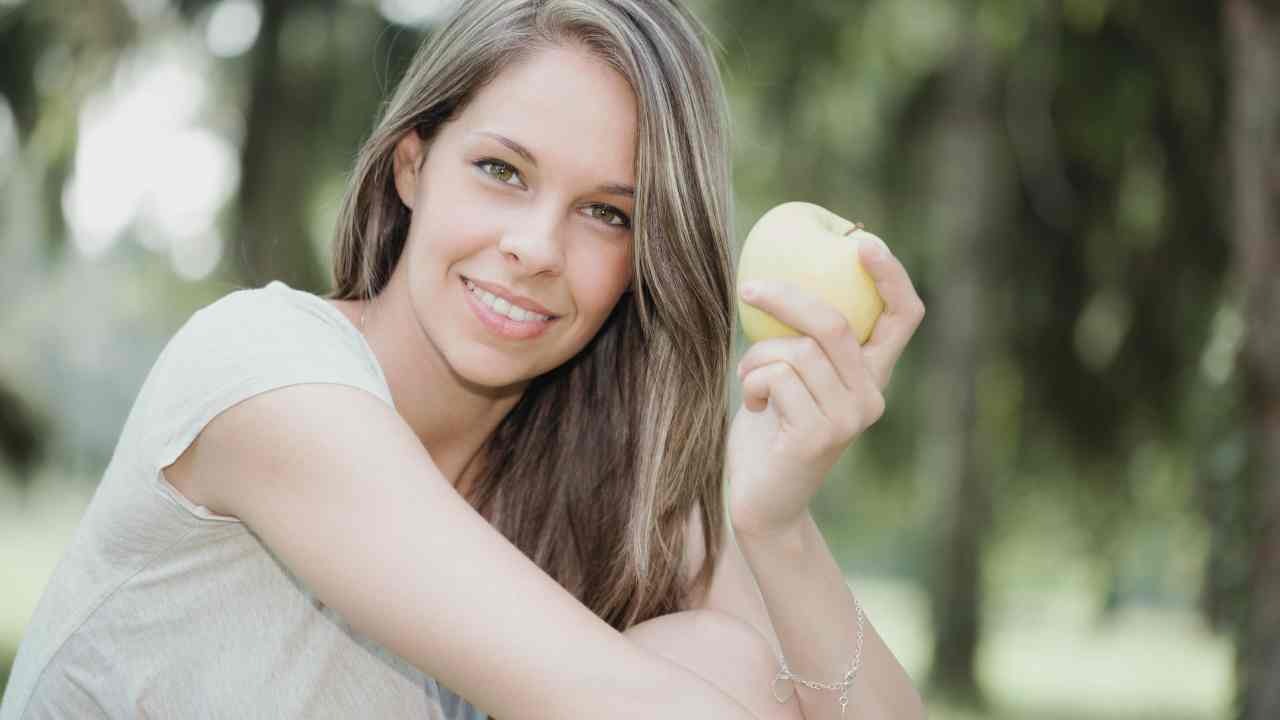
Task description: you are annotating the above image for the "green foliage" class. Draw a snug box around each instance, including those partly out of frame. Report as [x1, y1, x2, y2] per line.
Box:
[0, 651, 9, 705]
[0, 0, 1255, 716]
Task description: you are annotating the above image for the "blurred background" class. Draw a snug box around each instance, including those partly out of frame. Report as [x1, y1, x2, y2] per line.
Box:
[1, 0, 1276, 718]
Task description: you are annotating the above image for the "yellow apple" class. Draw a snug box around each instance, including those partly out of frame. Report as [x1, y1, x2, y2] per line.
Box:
[737, 201, 885, 344]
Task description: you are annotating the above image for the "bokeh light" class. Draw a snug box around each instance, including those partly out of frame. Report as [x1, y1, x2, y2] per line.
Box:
[378, 0, 456, 27]
[61, 43, 238, 280]
[205, 0, 262, 58]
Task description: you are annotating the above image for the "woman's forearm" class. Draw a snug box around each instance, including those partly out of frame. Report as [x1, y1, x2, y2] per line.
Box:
[735, 511, 925, 720]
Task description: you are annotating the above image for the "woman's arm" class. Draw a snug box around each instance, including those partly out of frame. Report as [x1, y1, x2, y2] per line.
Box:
[735, 513, 924, 720]
[722, 236, 928, 719]
[166, 382, 759, 720]
[684, 503, 923, 719]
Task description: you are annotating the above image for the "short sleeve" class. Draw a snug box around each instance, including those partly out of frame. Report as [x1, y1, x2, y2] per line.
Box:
[137, 283, 393, 509]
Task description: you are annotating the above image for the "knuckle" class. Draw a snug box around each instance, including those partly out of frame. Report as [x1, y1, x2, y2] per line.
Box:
[752, 363, 782, 388]
[771, 362, 797, 383]
[867, 391, 887, 423]
[760, 368, 783, 389]
[910, 299, 927, 323]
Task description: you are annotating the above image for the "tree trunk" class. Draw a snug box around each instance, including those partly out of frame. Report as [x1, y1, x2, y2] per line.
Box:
[228, 0, 327, 291]
[924, 35, 1004, 703]
[1225, 1, 1280, 718]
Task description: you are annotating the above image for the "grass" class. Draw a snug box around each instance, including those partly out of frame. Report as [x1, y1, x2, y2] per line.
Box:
[0, 475, 93, 658]
[853, 576, 1232, 719]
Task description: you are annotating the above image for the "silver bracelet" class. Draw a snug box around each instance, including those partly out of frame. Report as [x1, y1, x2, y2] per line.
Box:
[771, 590, 866, 718]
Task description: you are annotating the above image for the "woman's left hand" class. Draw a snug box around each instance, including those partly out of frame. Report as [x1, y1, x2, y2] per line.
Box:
[726, 237, 926, 540]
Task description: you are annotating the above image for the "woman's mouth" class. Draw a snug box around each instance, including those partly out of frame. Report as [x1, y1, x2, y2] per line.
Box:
[461, 276, 558, 340]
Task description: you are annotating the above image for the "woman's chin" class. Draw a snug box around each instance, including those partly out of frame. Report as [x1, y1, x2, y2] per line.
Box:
[447, 348, 543, 393]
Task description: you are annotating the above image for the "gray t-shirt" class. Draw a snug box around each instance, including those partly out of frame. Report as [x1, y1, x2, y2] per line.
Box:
[1, 280, 488, 720]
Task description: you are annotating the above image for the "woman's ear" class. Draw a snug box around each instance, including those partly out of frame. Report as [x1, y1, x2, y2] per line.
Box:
[392, 130, 427, 211]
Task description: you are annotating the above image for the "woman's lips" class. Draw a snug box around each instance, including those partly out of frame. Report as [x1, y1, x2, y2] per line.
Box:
[461, 276, 557, 340]
[463, 276, 558, 318]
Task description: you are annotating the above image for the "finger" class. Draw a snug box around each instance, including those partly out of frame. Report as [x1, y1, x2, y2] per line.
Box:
[737, 336, 850, 424]
[738, 281, 866, 392]
[740, 362, 824, 433]
[856, 238, 926, 389]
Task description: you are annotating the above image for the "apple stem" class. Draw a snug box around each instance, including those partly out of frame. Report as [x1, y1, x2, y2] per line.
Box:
[844, 222, 865, 237]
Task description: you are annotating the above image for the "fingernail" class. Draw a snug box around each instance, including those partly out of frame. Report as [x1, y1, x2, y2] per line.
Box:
[862, 235, 888, 259]
[740, 283, 759, 300]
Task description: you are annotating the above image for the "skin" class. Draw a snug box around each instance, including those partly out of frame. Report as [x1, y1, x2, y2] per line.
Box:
[724, 242, 928, 718]
[165, 40, 925, 719]
[657, 237, 928, 720]
[329, 43, 637, 492]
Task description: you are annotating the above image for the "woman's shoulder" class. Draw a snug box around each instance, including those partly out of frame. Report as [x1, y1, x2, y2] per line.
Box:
[134, 280, 394, 479]
[156, 280, 385, 389]
[181, 280, 365, 349]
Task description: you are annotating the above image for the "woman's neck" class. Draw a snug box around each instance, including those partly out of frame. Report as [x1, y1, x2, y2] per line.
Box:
[328, 288, 523, 491]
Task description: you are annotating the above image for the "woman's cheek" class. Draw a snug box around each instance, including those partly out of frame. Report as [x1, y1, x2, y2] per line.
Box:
[575, 243, 631, 311]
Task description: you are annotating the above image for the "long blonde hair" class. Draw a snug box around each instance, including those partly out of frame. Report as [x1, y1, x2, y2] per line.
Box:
[329, 0, 735, 631]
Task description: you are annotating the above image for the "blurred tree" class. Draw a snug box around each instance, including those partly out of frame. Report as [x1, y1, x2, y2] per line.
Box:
[0, 381, 48, 478]
[1225, 2, 1280, 718]
[0, 0, 427, 485]
[0, 0, 136, 487]
[176, 0, 423, 291]
[709, 0, 1229, 706]
[228, 0, 333, 291]
[921, 24, 1007, 705]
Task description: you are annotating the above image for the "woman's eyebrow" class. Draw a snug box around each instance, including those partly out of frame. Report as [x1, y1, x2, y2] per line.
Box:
[472, 130, 635, 198]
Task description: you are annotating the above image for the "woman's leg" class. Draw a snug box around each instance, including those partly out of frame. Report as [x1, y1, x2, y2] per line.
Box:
[623, 609, 804, 720]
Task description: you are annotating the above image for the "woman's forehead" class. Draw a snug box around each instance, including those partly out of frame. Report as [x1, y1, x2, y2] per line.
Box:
[456, 45, 638, 183]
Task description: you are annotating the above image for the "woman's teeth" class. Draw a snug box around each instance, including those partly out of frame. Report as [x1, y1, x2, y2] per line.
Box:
[465, 279, 551, 323]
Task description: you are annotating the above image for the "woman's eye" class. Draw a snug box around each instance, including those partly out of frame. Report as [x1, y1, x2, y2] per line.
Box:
[588, 204, 631, 229]
[476, 159, 522, 187]
[475, 160, 627, 228]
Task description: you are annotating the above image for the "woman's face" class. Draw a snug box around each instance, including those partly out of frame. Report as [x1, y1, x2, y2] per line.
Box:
[390, 44, 637, 391]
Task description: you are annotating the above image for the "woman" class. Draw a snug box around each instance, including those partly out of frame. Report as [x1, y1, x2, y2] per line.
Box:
[1, 1, 926, 718]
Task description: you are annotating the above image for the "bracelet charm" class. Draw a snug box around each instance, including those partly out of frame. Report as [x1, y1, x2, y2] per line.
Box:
[772, 590, 866, 718]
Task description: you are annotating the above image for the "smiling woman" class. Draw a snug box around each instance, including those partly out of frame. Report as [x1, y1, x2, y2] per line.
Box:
[0, 1, 923, 719]
[373, 43, 643, 387]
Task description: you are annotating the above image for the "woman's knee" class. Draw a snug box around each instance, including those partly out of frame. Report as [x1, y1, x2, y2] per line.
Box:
[624, 609, 803, 720]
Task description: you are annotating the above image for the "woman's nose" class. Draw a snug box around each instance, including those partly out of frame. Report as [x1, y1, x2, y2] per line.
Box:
[497, 205, 564, 276]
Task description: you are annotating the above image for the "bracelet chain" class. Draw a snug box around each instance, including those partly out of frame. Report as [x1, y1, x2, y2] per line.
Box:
[771, 590, 866, 718]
